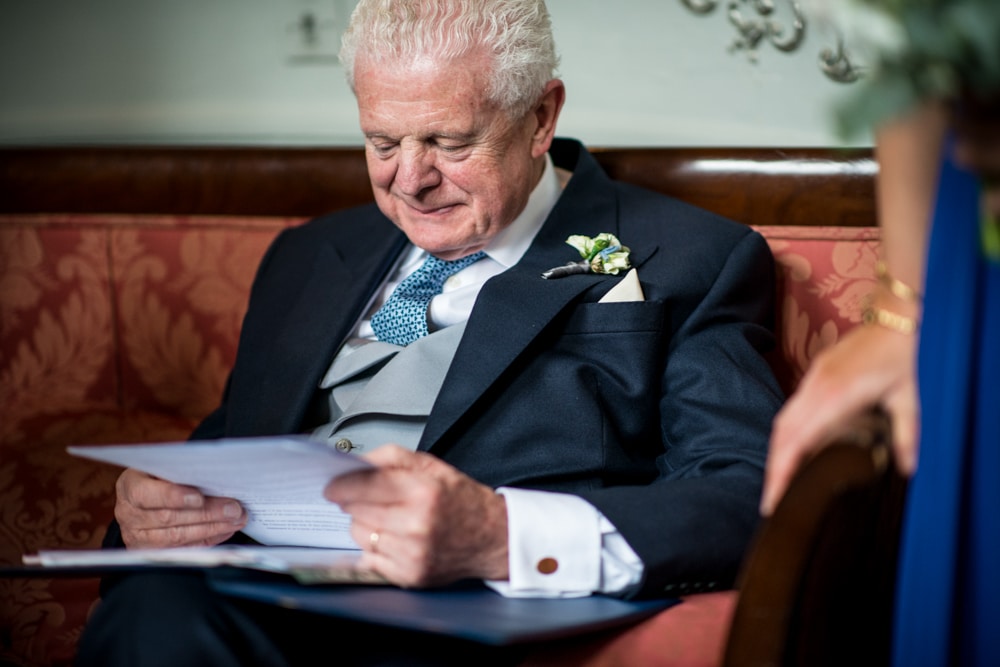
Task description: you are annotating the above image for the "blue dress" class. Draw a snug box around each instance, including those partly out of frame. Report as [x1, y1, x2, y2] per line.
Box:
[892, 145, 1000, 665]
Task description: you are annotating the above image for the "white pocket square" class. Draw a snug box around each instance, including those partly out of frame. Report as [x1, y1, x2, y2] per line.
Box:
[599, 268, 645, 303]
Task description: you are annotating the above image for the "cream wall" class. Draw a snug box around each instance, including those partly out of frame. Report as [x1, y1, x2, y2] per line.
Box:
[0, 0, 869, 147]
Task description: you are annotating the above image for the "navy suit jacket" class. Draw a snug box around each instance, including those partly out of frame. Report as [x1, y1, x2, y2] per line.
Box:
[114, 138, 784, 599]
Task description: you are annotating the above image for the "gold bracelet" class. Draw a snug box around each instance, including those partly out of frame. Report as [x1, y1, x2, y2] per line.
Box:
[876, 261, 921, 303]
[863, 306, 918, 335]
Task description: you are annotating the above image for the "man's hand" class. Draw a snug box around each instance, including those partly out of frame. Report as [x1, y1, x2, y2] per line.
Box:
[115, 468, 247, 548]
[324, 445, 509, 588]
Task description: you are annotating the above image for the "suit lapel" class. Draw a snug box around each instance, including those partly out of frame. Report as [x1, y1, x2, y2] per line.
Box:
[421, 141, 656, 451]
[231, 142, 657, 444]
[231, 210, 407, 436]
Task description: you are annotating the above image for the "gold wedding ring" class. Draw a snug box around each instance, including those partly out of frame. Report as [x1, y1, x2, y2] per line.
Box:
[369, 530, 380, 553]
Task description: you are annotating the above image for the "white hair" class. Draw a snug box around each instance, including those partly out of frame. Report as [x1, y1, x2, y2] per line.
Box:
[340, 0, 560, 118]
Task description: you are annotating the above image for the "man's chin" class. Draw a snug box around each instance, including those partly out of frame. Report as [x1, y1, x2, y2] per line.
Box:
[399, 226, 481, 259]
[412, 244, 478, 261]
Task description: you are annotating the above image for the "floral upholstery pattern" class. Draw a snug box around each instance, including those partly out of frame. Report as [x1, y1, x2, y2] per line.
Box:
[0, 214, 879, 667]
[1, 214, 301, 667]
[756, 225, 882, 393]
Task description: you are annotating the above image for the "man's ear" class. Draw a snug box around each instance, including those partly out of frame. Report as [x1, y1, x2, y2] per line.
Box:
[530, 79, 566, 159]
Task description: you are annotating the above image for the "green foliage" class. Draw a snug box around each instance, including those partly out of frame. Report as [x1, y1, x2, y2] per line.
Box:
[836, 0, 1000, 138]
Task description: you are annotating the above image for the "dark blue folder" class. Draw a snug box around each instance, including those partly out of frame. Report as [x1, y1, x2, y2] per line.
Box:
[208, 574, 679, 646]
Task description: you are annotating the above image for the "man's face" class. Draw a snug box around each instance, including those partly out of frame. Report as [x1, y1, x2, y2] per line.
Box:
[355, 53, 544, 260]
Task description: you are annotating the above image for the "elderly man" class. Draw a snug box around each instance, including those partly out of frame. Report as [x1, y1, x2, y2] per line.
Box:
[78, 0, 783, 664]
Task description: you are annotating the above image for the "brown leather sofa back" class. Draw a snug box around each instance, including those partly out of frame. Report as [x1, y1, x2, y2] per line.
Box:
[0, 146, 876, 226]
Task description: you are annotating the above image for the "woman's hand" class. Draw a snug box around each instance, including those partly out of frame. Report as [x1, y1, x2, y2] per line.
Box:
[761, 318, 919, 516]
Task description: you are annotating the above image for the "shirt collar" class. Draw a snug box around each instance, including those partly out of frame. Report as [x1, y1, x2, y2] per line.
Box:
[399, 153, 561, 271]
[482, 153, 561, 269]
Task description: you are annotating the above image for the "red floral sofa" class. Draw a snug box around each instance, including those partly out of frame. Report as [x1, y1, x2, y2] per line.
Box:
[0, 146, 878, 667]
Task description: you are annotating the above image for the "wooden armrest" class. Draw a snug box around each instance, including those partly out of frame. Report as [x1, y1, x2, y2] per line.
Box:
[724, 409, 907, 667]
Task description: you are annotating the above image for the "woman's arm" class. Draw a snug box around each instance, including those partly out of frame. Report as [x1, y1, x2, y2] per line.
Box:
[760, 101, 948, 515]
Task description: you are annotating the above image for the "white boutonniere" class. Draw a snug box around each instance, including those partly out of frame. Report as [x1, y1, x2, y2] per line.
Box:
[541, 233, 632, 279]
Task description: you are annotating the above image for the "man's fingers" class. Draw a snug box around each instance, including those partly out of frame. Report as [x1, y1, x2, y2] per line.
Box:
[115, 468, 247, 548]
[117, 468, 205, 510]
[362, 443, 414, 467]
[123, 502, 245, 527]
[116, 469, 244, 526]
[119, 504, 246, 549]
[147, 497, 246, 528]
[127, 521, 245, 549]
[325, 446, 432, 505]
[332, 471, 436, 537]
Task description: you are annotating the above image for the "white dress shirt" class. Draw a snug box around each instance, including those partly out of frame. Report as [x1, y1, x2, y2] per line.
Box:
[350, 155, 644, 598]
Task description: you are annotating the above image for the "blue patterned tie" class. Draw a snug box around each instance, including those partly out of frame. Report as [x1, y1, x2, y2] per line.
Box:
[371, 251, 486, 346]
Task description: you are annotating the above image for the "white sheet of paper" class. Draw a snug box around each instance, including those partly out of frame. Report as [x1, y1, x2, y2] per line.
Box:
[23, 544, 387, 584]
[68, 436, 372, 549]
[24, 544, 353, 569]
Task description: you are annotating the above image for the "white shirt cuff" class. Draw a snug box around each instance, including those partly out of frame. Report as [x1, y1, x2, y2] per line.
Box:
[485, 487, 644, 598]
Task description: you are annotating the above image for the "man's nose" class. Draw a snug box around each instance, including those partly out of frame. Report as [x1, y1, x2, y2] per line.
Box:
[395, 146, 441, 196]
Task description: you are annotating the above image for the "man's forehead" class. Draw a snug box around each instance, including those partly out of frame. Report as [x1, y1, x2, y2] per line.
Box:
[358, 97, 489, 137]
[355, 68, 506, 140]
